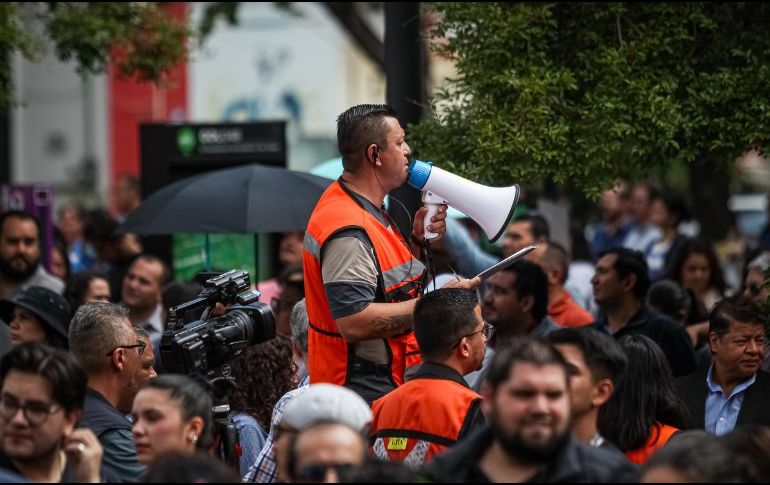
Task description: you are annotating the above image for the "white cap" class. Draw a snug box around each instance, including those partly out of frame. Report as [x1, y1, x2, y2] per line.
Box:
[281, 383, 372, 432]
[748, 253, 770, 272]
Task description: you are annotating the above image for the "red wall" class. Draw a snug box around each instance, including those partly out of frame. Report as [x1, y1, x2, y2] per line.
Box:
[108, 2, 188, 190]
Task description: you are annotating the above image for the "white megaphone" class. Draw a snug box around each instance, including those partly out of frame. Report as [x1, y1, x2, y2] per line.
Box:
[407, 160, 519, 242]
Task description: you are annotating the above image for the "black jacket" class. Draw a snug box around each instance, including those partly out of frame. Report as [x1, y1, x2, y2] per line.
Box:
[676, 368, 770, 430]
[592, 306, 697, 378]
[421, 426, 638, 483]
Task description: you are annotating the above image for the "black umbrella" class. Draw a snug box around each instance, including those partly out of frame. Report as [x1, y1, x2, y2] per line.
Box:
[118, 164, 333, 235]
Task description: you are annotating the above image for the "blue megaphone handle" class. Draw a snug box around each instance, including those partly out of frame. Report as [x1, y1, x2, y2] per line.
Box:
[407, 160, 433, 190]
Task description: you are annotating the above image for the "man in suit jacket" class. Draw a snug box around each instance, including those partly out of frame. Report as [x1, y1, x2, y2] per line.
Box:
[677, 297, 770, 435]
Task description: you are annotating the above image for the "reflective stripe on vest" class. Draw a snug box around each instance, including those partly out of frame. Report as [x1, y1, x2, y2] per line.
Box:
[369, 377, 481, 467]
[373, 438, 430, 471]
[304, 181, 425, 392]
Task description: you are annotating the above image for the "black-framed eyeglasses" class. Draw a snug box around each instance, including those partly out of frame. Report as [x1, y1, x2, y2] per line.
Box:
[295, 462, 355, 482]
[105, 341, 146, 357]
[453, 323, 493, 349]
[0, 394, 61, 427]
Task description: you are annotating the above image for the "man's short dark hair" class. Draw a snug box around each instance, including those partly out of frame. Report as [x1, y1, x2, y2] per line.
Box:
[414, 288, 480, 361]
[600, 247, 650, 301]
[0, 343, 87, 413]
[547, 327, 627, 384]
[486, 337, 568, 390]
[502, 260, 549, 322]
[642, 430, 742, 482]
[0, 210, 41, 240]
[336, 104, 398, 172]
[540, 242, 570, 284]
[513, 213, 550, 241]
[709, 297, 769, 339]
[133, 254, 172, 286]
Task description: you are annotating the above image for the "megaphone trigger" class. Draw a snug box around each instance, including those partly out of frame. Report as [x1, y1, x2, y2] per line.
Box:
[407, 160, 520, 244]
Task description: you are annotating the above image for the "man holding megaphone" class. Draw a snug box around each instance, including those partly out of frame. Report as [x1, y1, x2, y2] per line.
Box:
[303, 104, 479, 404]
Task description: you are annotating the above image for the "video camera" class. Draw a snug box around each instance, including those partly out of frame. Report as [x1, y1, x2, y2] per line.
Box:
[159, 269, 276, 380]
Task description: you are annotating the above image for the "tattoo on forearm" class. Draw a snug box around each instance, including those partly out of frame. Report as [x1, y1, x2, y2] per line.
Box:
[371, 314, 412, 335]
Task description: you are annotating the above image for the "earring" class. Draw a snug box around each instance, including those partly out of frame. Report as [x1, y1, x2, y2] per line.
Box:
[188, 434, 198, 443]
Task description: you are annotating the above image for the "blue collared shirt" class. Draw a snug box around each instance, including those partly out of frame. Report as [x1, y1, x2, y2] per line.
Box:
[705, 365, 756, 436]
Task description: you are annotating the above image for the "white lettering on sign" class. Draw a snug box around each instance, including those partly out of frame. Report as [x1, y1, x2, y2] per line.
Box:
[198, 128, 243, 145]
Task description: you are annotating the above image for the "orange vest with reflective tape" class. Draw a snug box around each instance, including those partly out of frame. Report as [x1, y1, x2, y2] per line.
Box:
[370, 372, 482, 468]
[303, 180, 425, 397]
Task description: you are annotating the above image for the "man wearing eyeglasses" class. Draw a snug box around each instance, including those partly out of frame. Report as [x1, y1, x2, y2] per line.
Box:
[369, 288, 487, 468]
[117, 327, 157, 416]
[287, 421, 366, 483]
[0, 343, 104, 482]
[69, 302, 145, 482]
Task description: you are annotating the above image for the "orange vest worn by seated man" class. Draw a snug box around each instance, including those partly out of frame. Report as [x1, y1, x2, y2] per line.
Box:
[370, 362, 483, 469]
[303, 180, 425, 403]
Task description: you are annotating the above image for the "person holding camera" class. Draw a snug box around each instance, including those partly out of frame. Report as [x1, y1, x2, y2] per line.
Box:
[303, 104, 478, 404]
[130, 375, 212, 468]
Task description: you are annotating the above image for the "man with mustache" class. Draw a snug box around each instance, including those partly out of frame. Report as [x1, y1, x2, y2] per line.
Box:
[0, 211, 65, 356]
[0, 211, 64, 300]
[303, 104, 477, 405]
[677, 297, 770, 434]
[423, 338, 637, 483]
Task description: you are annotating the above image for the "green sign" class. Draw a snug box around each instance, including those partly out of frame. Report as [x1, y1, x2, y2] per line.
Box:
[177, 127, 197, 156]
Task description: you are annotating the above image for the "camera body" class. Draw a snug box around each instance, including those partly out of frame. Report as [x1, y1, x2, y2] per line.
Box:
[160, 269, 276, 379]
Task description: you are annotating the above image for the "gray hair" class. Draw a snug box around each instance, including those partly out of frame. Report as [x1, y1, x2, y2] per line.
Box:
[69, 302, 133, 373]
[133, 325, 150, 343]
[289, 298, 308, 353]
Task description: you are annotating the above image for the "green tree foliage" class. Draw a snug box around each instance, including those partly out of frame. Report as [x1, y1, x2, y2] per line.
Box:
[410, 3, 770, 197]
[0, 2, 190, 106]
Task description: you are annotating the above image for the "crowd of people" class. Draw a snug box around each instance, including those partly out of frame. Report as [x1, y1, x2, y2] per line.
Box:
[0, 103, 769, 482]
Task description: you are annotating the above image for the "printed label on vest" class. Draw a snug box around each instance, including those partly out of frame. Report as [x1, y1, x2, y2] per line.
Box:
[387, 437, 408, 450]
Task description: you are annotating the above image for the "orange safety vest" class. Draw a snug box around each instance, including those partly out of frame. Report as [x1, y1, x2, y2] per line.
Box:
[625, 423, 679, 464]
[370, 365, 482, 469]
[303, 180, 425, 402]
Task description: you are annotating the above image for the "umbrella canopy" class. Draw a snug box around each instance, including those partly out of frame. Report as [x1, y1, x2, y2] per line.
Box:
[118, 164, 333, 235]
